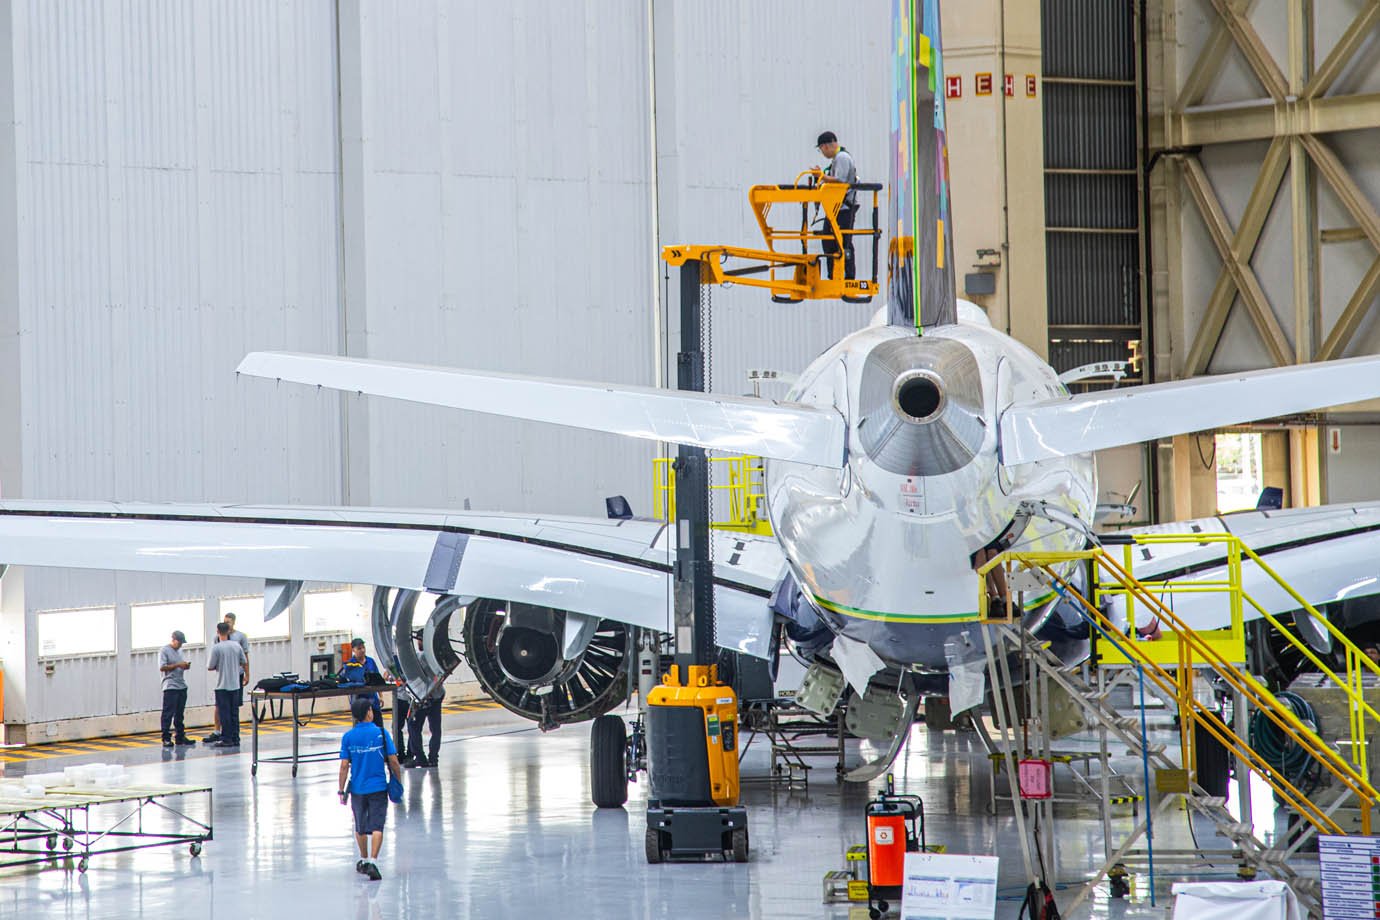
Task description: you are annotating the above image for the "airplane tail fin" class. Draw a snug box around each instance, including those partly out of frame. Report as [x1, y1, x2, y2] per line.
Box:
[238, 352, 847, 469]
[1000, 355, 1380, 464]
[887, 0, 957, 332]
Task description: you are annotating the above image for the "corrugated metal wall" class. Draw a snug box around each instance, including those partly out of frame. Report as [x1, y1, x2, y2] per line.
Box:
[1, 0, 893, 727]
[1041, 0, 1144, 386]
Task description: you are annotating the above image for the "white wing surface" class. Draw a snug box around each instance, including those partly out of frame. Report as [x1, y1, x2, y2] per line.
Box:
[1112, 502, 1380, 633]
[0, 502, 783, 659]
[238, 352, 846, 468]
[1000, 355, 1380, 464]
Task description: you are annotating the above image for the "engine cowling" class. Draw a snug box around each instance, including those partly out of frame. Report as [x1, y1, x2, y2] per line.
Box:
[462, 599, 633, 730]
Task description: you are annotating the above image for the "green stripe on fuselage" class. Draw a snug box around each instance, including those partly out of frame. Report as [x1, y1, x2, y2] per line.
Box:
[813, 590, 1057, 624]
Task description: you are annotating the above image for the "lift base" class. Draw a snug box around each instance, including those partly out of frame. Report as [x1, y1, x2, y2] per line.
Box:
[646, 802, 749, 863]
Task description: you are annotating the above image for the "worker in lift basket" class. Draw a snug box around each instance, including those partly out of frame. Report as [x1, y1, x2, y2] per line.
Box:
[339, 697, 403, 881]
[816, 130, 858, 280]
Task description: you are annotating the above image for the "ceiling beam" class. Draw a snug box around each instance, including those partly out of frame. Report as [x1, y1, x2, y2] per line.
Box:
[1181, 156, 1294, 369]
[1175, 0, 1256, 110]
[1303, 1, 1380, 100]
[1209, 0, 1289, 100]
[1301, 133, 1380, 249]
[1181, 140, 1290, 375]
[1316, 256, 1380, 361]
[1151, 92, 1380, 148]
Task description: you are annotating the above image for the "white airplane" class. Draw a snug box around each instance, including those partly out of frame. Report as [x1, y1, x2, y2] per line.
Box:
[5, 0, 1380, 787]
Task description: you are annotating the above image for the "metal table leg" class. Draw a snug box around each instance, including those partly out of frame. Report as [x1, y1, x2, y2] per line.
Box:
[291, 694, 300, 777]
[251, 695, 259, 777]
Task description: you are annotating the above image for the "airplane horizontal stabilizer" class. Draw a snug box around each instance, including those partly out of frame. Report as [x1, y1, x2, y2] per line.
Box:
[1000, 354, 1380, 464]
[238, 352, 846, 468]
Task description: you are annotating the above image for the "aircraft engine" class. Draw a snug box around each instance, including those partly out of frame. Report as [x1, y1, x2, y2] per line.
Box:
[462, 598, 633, 730]
[855, 334, 985, 476]
[371, 590, 633, 731]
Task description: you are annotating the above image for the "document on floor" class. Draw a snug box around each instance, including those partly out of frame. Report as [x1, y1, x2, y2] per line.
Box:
[899, 852, 998, 920]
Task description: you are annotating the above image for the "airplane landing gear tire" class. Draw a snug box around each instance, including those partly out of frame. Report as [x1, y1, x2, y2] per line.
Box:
[590, 714, 629, 808]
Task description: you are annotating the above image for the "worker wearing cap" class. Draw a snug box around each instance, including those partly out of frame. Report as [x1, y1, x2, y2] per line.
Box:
[816, 130, 858, 280]
[341, 638, 385, 727]
[159, 630, 196, 748]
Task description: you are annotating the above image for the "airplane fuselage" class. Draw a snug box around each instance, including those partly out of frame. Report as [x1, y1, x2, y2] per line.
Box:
[766, 302, 1097, 670]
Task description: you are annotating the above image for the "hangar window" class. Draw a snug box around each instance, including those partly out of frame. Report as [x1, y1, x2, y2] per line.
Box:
[37, 607, 116, 658]
[304, 589, 362, 636]
[1214, 432, 1265, 513]
[132, 601, 206, 650]
[220, 596, 290, 640]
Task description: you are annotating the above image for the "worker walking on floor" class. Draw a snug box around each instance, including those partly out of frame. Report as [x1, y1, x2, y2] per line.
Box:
[207, 622, 247, 748]
[816, 130, 858, 280]
[339, 697, 403, 881]
[158, 630, 196, 748]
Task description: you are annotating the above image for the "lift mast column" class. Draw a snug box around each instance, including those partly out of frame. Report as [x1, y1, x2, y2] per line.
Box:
[643, 259, 750, 864]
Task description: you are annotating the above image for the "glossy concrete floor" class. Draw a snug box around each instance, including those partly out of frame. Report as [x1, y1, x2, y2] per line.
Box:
[0, 707, 1279, 920]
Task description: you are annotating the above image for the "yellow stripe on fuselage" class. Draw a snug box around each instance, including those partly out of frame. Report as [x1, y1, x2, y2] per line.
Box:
[813, 590, 1057, 624]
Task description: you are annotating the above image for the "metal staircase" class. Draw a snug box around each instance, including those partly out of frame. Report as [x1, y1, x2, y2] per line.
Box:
[976, 533, 1380, 917]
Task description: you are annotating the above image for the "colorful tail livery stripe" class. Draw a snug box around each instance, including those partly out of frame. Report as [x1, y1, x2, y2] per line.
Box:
[888, 0, 956, 332]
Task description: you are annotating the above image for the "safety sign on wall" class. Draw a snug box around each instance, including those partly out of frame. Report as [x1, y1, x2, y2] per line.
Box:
[899, 852, 999, 919]
[1319, 834, 1380, 919]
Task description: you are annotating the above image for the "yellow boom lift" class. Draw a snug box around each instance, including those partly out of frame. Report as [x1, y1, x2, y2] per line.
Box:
[662, 169, 882, 304]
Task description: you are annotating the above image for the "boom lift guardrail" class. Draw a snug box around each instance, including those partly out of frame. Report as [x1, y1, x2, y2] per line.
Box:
[662, 169, 882, 304]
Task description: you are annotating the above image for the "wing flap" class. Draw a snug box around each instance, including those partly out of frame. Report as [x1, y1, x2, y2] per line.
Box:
[238, 352, 846, 468]
[1001, 355, 1380, 464]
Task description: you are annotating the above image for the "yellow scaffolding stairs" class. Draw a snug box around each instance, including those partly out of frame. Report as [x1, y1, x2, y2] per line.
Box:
[976, 533, 1380, 916]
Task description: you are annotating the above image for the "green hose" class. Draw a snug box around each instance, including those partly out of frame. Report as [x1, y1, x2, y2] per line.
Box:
[1248, 691, 1322, 795]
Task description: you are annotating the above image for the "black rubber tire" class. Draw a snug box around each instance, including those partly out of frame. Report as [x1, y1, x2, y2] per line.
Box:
[590, 715, 629, 808]
[77, 858, 88, 873]
[645, 828, 664, 864]
[730, 828, 749, 863]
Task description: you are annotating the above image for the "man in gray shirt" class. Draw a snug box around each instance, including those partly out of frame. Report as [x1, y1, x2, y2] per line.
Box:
[817, 130, 858, 280]
[208, 612, 251, 743]
[208, 622, 248, 748]
[159, 630, 195, 748]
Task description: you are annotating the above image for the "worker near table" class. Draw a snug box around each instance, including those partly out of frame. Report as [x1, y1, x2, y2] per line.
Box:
[159, 630, 196, 748]
[338, 697, 402, 881]
[341, 638, 384, 727]
[207, 621, 248, 748]
[207, 612, 250, 744]
[816, 130, 858, 280]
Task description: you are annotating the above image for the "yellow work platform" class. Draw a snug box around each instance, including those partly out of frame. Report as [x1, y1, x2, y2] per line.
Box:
[663, 169, 882, 303]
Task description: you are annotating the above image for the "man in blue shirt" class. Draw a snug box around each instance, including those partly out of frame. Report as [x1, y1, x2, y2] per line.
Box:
[340, 638, 384, 726]
[337, 697, 402, 881]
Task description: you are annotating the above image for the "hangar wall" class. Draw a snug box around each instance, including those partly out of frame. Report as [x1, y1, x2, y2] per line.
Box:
[0, 1, 893, 735]
[1148, 0, 1380, 519]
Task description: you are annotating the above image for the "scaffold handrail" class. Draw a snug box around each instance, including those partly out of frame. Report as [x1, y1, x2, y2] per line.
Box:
[652, 455, 771, 536]
[976, 538, 1379, 837]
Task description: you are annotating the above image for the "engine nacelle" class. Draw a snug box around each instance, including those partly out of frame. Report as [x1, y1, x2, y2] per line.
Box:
[463, 599, 633, 730]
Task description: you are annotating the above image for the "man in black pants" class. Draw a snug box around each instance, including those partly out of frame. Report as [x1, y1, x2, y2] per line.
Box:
[816, 130, 858, 280]
[404, 683, 444, 769]
[158, 630, 195, 748]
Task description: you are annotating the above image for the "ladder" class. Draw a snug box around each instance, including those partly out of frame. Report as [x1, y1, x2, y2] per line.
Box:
[977, 535, 1380, 917]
